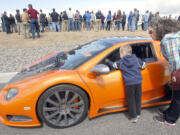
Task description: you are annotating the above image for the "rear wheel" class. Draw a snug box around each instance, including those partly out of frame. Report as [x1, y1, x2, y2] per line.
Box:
[37, 84, 89, 128]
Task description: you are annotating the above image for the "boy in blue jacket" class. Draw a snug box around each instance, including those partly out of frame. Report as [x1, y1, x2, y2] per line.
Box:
[106, 45, 146, 123]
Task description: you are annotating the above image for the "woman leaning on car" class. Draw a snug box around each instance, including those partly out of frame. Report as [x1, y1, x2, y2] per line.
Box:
[148, 18, 180, 127]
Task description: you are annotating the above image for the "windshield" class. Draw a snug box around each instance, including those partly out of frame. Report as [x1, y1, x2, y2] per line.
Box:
[58, 40, 113, 70]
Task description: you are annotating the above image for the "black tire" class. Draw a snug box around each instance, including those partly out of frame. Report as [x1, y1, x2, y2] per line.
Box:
[37, 84, 89, 128]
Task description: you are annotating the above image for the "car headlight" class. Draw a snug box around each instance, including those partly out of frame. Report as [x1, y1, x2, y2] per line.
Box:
[5, 88, 18, 101]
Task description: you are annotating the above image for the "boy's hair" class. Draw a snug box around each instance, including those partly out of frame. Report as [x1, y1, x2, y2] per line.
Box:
[119, 45, 132, 56]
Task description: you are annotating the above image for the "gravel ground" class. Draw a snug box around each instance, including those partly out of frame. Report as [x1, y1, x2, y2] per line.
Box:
[0, 44, 76, 72]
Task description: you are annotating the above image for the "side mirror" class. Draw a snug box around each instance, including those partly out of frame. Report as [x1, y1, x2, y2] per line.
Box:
[90, 64, 110, 75]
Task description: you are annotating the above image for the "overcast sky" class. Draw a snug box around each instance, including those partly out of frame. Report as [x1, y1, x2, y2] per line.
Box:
[0, 0, 180, 17]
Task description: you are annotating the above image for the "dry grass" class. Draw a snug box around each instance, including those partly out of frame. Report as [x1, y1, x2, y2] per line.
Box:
[0, 30, 150, 47]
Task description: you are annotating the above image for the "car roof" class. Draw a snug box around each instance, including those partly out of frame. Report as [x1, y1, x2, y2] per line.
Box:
[98, 37, 152, 45]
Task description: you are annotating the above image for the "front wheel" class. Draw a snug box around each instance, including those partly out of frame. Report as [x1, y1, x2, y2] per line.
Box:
[37, 84, 89, 128]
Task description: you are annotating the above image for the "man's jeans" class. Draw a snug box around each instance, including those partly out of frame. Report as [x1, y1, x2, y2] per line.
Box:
[132, 20, 136, 31]
[144, 21, 148, 31]
[100, 23, 105, 30]
[86, 21, 91, 31]
[40, 22, 45, 32]
[30, 19, 40, 38]
[48, 22, 52, 31]
[135, 21, 138, 30]
[68, 18, 74, 31]
[10, 24, 17, 33]
[52, 22, 60, 32]
[164, 90, 180, 123]
[128, 20, 132, 31]
[2, 21, 7, 32]
[106, 20, 111, 31]
[74, 20, 81, 31]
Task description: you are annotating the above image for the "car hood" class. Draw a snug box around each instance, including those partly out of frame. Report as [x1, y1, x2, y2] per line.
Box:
[7, 51, 66, 86]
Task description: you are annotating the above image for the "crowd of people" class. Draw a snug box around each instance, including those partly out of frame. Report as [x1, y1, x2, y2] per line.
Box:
[1, 4, 180, 39]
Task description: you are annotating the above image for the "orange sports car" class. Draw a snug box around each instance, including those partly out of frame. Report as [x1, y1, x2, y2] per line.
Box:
[0, 37, 171, 128]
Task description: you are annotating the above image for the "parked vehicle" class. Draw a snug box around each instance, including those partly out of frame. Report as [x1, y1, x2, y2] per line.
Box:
[0, 37, 171, 128]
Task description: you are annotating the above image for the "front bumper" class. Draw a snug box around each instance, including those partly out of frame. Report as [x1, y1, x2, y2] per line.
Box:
[0, 115, 41, 127]
[0, 101, 41, 127]
[0, 87, 41, 127]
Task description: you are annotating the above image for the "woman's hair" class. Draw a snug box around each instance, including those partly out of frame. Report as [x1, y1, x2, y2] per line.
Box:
[117, 10, 121, 16]
[149, 18, 180, 40]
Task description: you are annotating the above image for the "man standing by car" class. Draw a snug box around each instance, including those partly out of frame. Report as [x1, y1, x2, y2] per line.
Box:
[67, 8, 74, 31]
[9, 14, 17, 33]
[143, 10, 149, 31]
[21, 8, 30, 38]
[85, 11, 91, 31]
[1, 13, 7, 32]
[27, 4, 40, 39]
[149, 18, 180, 127]
[39, 9, 46, 32]
[122, 12, 126, 31]
[3, 11, 11, 34]
[51, 8, 60, 32]
[15, 9, 22, 35]
[96, 10, 102, 31]
[62, 11, 68, 32]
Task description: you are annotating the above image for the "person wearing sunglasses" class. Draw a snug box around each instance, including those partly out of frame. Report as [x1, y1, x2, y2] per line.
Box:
[148, 18, 180, 127]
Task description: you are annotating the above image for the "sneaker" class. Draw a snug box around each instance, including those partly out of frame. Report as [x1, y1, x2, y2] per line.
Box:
[137, 115, 140, 119]
[164, 121, 176, 127]
[153, 115, 176, 127]
[131, 117, 138, 123]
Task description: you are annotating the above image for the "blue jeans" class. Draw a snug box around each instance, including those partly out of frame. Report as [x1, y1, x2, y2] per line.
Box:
[2, 21, 7, 32]
[74, 20, 80, 31]
[116, 21, 121, 30]
[86, 21, 91, 31]
[30, 19, 40, 38]
[48, 22, 52, 31]
[132, 20, 136, 31]
[100, 23, 105, 30]
[40, 22, 45, 32]
[128, 20, 132, 31]
[144, 21, 148, 31]
[52, 22, 60, 32]
[106, 20, 111, 31]
[164, 90, 180, 123]
[135, 21, 138, 30]
[68, 18, 74, 31]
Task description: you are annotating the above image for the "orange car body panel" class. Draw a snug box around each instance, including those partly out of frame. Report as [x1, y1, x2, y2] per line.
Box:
[0, 40, 171, 127]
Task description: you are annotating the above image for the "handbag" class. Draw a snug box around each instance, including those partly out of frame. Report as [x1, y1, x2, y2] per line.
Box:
[171, 68, 180, 91]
